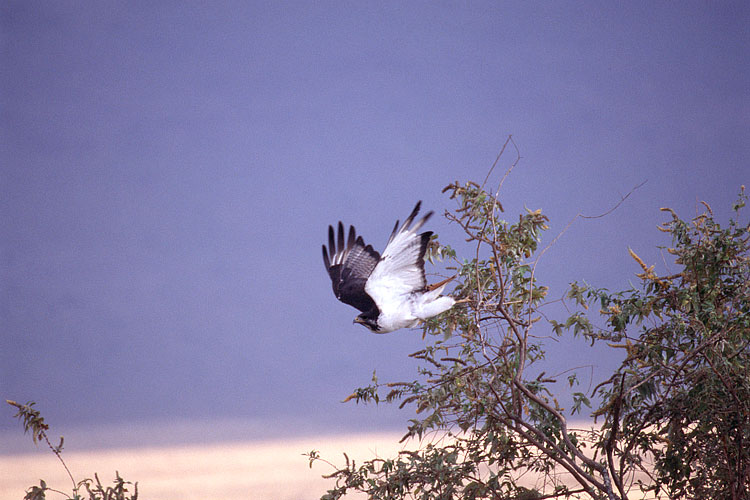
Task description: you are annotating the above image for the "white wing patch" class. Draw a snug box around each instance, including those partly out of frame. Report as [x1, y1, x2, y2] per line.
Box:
[366, 213, 427, 295]
[367, 231, 425, 295]
[365, 208, 433, 332]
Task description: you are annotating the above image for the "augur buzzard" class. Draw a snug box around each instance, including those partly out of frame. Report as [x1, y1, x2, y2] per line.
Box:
[322, 201, 455, 333]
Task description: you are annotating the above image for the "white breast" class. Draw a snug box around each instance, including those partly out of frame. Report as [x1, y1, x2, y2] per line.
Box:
[374, 293, 421, 333]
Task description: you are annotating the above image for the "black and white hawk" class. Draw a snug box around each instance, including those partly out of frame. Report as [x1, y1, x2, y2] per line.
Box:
[322, 201, 455, 333]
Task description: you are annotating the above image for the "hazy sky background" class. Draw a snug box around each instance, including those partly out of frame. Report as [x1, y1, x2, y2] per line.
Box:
[2, 1, 747, 451]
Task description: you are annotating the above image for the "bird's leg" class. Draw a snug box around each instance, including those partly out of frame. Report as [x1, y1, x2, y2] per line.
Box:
[425, 275, 456, 291]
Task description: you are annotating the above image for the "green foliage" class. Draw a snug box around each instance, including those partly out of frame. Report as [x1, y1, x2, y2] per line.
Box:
[6, 400, 139, 500]
[311, 166, 749, 499]
[582, 187, 750, 500]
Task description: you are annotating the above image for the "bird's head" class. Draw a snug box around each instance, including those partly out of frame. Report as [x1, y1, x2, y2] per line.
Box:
[354, 314, 381, 333]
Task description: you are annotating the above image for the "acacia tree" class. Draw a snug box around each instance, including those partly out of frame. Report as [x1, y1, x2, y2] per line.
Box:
[309, 150, 749, 499]
[581, 193, 750, 500]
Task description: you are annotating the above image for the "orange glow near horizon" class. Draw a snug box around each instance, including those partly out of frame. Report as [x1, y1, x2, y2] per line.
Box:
[1, 432, 405, 500]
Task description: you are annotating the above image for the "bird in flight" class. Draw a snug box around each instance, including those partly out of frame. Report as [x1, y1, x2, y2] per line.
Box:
[322, 201, 456, 333]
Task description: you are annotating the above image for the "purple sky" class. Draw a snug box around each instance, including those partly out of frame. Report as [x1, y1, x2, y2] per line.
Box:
[2, 2, 747, 449]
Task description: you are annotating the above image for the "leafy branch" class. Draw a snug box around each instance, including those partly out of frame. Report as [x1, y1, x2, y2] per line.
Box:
[310, 143, 749, 500]
[6, 400, 139, 500]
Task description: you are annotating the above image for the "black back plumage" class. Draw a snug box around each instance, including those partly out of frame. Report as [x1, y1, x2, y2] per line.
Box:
[322, 222, 381, 314]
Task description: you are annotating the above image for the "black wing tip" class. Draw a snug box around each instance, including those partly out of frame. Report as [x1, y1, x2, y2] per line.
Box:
[327, 224, 335, 250]
[384, 201, 434, 246]
[405, 201, 433, 231]
[346, 224, 356, 250]
[419, 231, 433, 258]
[406, 201, 421, 225]
[322, 244, 330, 269]
[415, 230, 434, 284]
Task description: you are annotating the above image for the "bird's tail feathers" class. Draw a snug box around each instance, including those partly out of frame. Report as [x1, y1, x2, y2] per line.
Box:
[415, 295, 456, 320]
[415, 276, 457, 319]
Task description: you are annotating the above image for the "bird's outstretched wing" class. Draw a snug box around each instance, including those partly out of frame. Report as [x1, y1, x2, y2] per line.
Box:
[365, 201, 433, 310]
[322, 222, 381, 313]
